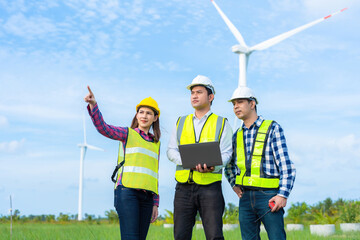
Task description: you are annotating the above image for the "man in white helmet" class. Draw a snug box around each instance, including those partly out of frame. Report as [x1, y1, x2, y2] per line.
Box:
[167, 75, 233, 240]
[224, 87, 296, 240]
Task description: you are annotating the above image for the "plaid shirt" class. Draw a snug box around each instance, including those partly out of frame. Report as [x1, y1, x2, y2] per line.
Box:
[224, 116, 296, 198]
[87, 103, 160, 206]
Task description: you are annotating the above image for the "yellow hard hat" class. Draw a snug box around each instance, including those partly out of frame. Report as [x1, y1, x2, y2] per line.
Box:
[136, 97, 160, 117]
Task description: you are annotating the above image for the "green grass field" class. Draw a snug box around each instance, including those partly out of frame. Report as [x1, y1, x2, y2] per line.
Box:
[1, 223, 360, 240]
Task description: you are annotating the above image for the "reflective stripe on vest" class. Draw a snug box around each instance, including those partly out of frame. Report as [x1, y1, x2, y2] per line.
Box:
[119, 128, 160, 194]
[175, 113, 225, 185]
[235, 120, 279, 188]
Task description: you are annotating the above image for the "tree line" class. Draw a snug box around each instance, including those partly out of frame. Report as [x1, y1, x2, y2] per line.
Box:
[0, 209, 118, 224]
[286, 197, 360, 224]
[1, 198, 359, 224]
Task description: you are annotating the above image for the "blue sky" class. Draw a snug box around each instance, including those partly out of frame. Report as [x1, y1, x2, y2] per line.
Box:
[1, 0, 359, 218]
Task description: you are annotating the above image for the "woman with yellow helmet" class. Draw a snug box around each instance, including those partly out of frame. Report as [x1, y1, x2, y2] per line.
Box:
[84, 86, 161, 240]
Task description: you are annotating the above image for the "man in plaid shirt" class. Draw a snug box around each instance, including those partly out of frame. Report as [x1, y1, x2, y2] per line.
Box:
[224, 87, 296, 240]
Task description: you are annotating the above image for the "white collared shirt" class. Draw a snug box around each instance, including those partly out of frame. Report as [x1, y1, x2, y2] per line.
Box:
[167, 110, 233, 171]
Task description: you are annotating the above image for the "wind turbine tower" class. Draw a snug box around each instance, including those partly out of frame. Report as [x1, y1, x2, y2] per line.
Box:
[77, 116, 104, 221]
[211, 0, 347, 88]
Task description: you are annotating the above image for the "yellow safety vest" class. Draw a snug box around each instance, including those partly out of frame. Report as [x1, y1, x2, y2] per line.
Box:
[116, 128, 160, 194]
[235, 120, 280, 189]
[175, 113, 226, 185]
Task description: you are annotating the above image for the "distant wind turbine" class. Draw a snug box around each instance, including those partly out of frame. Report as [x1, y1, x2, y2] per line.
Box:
[211, 0, 347, 88]
[9, 195, 12, 239]
[77, 116, 104, 221]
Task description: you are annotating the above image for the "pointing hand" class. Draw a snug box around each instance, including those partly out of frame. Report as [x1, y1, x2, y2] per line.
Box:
[84, 86, 97, 108]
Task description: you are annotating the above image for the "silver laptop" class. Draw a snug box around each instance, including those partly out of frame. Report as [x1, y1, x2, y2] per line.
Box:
[178, 141, 222, 169]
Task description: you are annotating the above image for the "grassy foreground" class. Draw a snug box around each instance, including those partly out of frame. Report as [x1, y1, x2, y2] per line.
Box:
[1, 223, 360, 240]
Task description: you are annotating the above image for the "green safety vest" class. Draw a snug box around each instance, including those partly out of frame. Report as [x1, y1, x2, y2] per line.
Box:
[235, 120, 280, 189]
[175, 113, 226, 185]
[116, 128, 160, 194]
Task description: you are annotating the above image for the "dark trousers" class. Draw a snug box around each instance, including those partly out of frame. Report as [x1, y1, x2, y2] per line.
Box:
[174, 181, 225, 240]
[114, 185, 153, 240]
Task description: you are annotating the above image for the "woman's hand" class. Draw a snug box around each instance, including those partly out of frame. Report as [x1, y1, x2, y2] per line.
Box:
[84, 86, 97, 110]
[150, 205, 158, 223]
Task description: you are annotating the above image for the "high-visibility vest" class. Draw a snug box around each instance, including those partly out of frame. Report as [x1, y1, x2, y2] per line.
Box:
[175, 113, 226, 185]
[235, 120, 280, 189]
[116, 128, 160, 194]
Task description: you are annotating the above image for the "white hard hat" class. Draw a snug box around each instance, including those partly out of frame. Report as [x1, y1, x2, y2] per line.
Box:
[186, 75, 215, 95]
[228, 87, 258, 104]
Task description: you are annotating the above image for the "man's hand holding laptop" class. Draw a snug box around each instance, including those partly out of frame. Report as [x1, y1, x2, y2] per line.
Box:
[194, 164, 215, 173]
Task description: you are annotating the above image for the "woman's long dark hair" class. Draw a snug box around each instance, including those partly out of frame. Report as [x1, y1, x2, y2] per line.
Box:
[130, 107, 161, 143]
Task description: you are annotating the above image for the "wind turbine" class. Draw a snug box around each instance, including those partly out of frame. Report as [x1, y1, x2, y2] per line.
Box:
[9, 195, 12, 239]
[211, 0, 347, 88]
[77, 116, 104, 221]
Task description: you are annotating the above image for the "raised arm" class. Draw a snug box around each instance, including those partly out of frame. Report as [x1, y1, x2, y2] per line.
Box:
[84, 85, 97, 111]
[85, 86, 128, 143]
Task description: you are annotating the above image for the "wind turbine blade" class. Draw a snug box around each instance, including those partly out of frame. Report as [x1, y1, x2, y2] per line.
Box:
[211, 0, 248, 48]
[86, 144, 105, 151]
[250, 8, 348, 52]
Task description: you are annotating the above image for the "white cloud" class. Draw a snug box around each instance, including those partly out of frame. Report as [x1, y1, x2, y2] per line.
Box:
[0, 139, 26, 153]
[248, 23, 348, 76]
[92, 32, 110, 55]
[285, 131, 360, 206]
[143, 61, 190, 72]
[302, 0, 360, 17]
[268, 0, 302, 13]
[0, 0, 59, 12]
[261, 91, 360, 115]
[147, 8, 161, 20]
[268, 0, 359, 17]
[36, 0, 60, 11]
[250, 41, 306, 74]
[3, 13, 57, 39]
[0, 116, 8, 127]
[331, 134, 360, 156]
[0, 104, 79, 122]
[288, 132, 360, 167]
[0, 0, 27, 12]
[64, 0, 122, 24]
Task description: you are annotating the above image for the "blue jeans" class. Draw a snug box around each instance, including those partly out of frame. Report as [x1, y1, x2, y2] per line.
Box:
[239, 189, 286, 240]
[114, 185, 153, 240]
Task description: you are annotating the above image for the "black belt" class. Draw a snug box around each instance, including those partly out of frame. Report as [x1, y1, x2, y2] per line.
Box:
[187, 169, 195, 184]
[187, 180, 195, 184]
